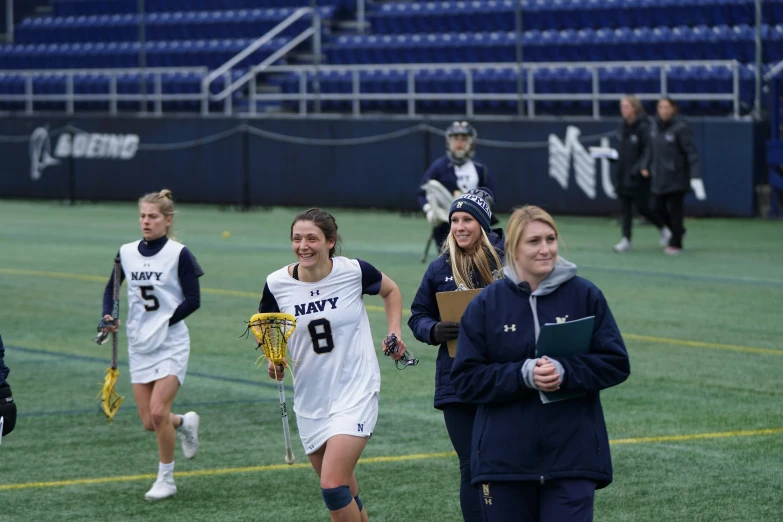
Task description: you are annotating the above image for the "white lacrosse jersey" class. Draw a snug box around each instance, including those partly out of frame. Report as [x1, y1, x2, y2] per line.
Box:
[260, 257, 383, 419]
[120, 239, 185, 354]
[454, 160, 479, 193]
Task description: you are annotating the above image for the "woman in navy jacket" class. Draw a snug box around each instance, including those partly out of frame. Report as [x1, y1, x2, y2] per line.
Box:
[0, 335, 16, 438]
[451, 205, 630, 522]
[408, 187, 504, 522]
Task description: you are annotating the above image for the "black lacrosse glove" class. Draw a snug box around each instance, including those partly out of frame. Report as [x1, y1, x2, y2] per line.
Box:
[93, 317, 115, 345]
[431, 321, 460, 345]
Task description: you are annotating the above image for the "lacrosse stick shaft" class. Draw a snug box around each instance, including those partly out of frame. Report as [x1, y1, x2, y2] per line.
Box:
[278, 381, 295, 465]
[421, 232, 434, 263]
[111, 255, 121, 370]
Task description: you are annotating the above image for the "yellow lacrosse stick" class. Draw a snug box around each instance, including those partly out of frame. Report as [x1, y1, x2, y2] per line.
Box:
[97, 255, 124, 423]
[99, 367, 123, 422]
[248, 313, 297, 380]
[247, 312, 297, 464]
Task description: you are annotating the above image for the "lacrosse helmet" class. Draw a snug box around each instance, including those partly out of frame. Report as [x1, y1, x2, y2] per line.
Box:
[445, 121, 477, 165]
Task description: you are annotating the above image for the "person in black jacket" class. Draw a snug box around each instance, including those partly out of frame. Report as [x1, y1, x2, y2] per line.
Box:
[0, 335, 16, 439]
[408, 188, 504, 522]
[451, 205, 630, 522]
[648, 97, 706, 255]
[613, 95, 669, 252]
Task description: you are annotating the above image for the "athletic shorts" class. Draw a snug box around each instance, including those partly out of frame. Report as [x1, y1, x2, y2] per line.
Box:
[297, 392, 379, 455]
[128, 322, 190, 385]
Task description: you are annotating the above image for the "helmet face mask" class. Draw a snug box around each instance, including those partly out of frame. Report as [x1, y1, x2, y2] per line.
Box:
[445, 121, 477, 165]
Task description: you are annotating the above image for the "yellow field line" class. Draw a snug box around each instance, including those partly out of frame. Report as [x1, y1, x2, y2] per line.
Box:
[2, 267, 780, 356]
[623, 334, 783, 356]
[0, 267, 105, 283]
[1, 429, 780, 491]
[610, 427, 783, 445]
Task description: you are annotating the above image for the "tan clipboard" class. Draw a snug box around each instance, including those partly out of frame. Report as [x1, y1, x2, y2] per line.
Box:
[435, 289, 482, 358]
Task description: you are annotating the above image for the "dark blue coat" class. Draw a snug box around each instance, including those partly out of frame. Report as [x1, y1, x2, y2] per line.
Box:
[0, 335, 8, 388]
[417, 155, 495, 209]
[408, 230, 505, 409]
[451, 263, 630, 488]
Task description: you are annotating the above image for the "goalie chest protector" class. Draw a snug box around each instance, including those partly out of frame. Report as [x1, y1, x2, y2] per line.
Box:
[120, 239, 185, 353]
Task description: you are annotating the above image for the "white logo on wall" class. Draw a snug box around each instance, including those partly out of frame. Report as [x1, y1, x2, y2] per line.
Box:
[548, 126, 616, 200]
[29, 127, 140, 180]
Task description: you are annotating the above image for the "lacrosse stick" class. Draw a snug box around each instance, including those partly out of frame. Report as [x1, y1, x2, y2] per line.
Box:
[383, 333, 419, 370]
[247, 312, 297, 465]
[421, 232, 434, 263]
[96, 255, 124, 422]
[420, 180, 456, 263]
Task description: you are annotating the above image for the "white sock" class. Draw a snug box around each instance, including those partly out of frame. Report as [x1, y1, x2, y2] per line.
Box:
[159, 461, 175, 474]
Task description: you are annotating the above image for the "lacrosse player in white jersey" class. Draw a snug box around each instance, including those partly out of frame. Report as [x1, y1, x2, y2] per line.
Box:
[259, 208, 407, 522]
[98, 189, 204, 501]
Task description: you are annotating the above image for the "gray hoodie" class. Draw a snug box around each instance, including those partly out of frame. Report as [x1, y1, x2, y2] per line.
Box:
[502, 258, 578, 395]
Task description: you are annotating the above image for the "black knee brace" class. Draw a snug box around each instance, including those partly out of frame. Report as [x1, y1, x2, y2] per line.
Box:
[321, 485, 353, 511]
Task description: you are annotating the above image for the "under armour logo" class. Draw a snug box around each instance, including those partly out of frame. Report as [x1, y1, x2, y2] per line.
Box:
[556, 315, 569, 324]
[311, 290, 319, 296]
[357, 423, 364, 433]
[456, 202, 464, 208]
[504, 324, 516, 332]
[445, 276, 454, 282]
[154, 368, 159, 374]
[143, 263, 150, 267]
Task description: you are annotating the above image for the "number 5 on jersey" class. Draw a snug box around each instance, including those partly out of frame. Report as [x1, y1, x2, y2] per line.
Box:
[308, 318, 334, 354]
[139, 285, 160, 311]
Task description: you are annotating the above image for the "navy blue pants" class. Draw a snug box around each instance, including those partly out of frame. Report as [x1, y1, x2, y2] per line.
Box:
[479, 479, 596, 522]
[654, 191, 687, 248]
[443, 403, 483, 522]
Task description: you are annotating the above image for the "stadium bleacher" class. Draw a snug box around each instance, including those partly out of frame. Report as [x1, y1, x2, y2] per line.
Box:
[0, 0, 779, 115]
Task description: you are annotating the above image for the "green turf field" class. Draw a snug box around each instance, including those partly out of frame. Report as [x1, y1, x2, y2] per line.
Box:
[0, 200, 781, 521]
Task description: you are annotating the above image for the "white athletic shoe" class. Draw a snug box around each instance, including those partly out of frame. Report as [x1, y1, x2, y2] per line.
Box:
[659, 227, 672, 247]
[614, 237, 631, 252]
[144, 471, 177, 501]
[177, 411, 200, 459]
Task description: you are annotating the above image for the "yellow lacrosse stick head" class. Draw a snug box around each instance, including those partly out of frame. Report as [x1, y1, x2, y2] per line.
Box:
[248, 312, 297, 380]
[97, 367, 124, 423]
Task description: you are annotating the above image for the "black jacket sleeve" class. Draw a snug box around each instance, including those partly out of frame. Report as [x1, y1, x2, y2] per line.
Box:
[677, 122, 701, 180]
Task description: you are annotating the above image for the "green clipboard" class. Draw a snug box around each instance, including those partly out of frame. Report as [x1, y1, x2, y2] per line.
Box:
[535, 316, 595, 403]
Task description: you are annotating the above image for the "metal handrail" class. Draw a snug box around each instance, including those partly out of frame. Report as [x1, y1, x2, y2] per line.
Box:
[0, 66, 207, 116]
[0, 66, 206, 75]
[0, 61, 743, 119]
[260, 59, 740, 72]
[248, 60, 742, 119]
[200, 7, 316, 113]
[212, 27, 314, 103]
[764, 60, 783, 81]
